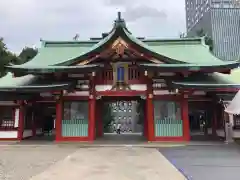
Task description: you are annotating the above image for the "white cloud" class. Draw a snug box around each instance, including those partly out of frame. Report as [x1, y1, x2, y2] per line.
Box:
[0, 0, 186, 53]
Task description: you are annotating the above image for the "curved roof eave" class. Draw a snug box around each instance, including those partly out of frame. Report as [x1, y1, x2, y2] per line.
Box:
[5, 64, 102, 74]
[46, 19, 185, 66]
[0, 83, 72, 92]
[172, 71, 240, 89]
[57, 28, 118, 66]
[8, 14, 232, 67]
[139, 62, 239, 70]
[172, 82, 240, 89]
[0, 72, 73, 92]
[121, 28, 184, 64]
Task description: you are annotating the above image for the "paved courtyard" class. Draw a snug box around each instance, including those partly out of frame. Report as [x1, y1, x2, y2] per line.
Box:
[0, 143, 186, 180]
[2, 141, 239, 180]
[0, 145, 77, 180]
[159, 143, 240, 180]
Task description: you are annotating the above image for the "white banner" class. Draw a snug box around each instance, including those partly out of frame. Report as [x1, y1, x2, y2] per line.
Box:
[14, 108, 19, 128]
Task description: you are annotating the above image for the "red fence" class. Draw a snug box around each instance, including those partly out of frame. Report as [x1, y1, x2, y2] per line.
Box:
[96, 66, 143, 84]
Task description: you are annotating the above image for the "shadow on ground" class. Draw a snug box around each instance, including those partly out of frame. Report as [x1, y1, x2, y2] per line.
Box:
[159, 143, 240, 180]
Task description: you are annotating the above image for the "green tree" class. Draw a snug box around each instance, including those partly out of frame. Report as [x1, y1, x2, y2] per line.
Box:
[196, 29, 213, 51]
[102, 103, 114, 132]
[137, 99, 145, 125]
[179, 32, 186, 38]
[0, 38, 19, 77]
[17, 47, 37, 64]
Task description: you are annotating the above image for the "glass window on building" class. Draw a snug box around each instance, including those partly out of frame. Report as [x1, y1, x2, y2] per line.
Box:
[153, 101, 181, 121]
[63, 101, 88, 121]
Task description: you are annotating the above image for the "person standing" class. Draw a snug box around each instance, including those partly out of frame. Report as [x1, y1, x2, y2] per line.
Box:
[117, 123, 121, 134]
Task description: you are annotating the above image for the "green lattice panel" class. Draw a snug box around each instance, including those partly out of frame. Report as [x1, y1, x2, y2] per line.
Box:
[62, 119, 88, 137]
[155, 119, 183, 137]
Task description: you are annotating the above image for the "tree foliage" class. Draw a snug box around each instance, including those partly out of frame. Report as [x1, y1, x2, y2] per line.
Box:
[0, 38, 19, 76]
[196, 29, 214, 52]
[18, 47, 37, 64]
[179, 32, 186, 38]
[102, 103, 114, 132]
[0, 37, 38, 77]
[137, 99, 145, 125]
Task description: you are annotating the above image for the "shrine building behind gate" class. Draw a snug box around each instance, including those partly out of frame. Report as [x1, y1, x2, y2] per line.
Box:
[0, 13, 240, 142]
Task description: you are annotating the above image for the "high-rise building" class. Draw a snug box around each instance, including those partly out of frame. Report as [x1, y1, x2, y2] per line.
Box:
[185, 0, 240, 61]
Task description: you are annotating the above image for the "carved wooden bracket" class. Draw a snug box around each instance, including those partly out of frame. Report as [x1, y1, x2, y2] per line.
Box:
[112, 38, 128, 56]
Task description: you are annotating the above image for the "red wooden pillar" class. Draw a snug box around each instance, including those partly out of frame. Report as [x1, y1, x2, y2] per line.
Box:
[146, 76, 154, 141]
[17, 101, 24, 140]
[181, 94, 190, 141]
[88, 72, 96, 141]
[55, 93, 63, 142]
[146, 94, 154, 141]
[89, 98, 96, 141]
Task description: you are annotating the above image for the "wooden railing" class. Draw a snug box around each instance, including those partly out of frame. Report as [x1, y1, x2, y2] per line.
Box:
[0, 119, 15, 130]
[128, 66, 141, 82]
[96, 66, 144, 84]
[97, 69, 113, 84]
[0, 107, 15, 130]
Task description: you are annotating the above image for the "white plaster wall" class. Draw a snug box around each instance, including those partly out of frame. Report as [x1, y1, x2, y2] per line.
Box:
[153, 90, 177, 95]
[130, 84, 147, 91]
[0, 101, 15, 105]
[23, 130, 32, 138]
[192, 91, 206, 95]
[95, 85, 112, 91]
[36, 129, 43, 135]
[0, 131, 18, 139]
[233, 130, 240, 138]
[216, 129, 240, 138]
[217, 129, 225, 137]
[207, 128, 212, 134]
[64, 91, 89, 96]
[95, 84, 147, 91]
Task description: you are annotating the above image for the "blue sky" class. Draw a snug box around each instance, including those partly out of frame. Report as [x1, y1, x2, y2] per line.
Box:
[0, 0, 186, 53]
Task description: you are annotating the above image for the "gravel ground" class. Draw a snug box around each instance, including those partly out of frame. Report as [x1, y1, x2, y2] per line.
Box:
[0, 145, 77, 180]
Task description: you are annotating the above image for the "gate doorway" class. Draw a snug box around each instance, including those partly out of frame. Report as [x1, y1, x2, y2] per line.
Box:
[23, 101, 56, 142]
[96, 96, 146, 143]
[189, 101, 221, 141]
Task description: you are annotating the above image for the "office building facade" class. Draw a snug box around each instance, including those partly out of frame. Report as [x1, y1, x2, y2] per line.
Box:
[186, 0, 240, 61]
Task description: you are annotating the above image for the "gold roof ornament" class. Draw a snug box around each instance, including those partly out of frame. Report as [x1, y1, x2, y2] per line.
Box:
[112, 38, 128, 56]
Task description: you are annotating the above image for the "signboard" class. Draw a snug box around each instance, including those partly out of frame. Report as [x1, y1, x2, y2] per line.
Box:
[14, 108, 19, 128]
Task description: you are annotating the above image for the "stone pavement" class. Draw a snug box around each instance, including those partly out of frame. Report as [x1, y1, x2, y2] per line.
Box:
[160, 143, 240, 180]
[0, 145, 77, 180]
[30, 147, 186, 180]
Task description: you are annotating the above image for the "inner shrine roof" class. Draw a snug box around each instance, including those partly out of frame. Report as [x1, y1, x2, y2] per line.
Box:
[172, 68, 240, 89]
[5, 12, 239, 73]
[0, 73, 72, 92]
[5, 64, 101, 74]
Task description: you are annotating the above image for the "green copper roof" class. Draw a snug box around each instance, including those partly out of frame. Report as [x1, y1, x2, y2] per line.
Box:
[6, 64, 101, 74]
[0, 73, 72, 92]
[172, 68, 240, 89]
[140, 62, 239, 71]
[6, 12, 237, 70]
